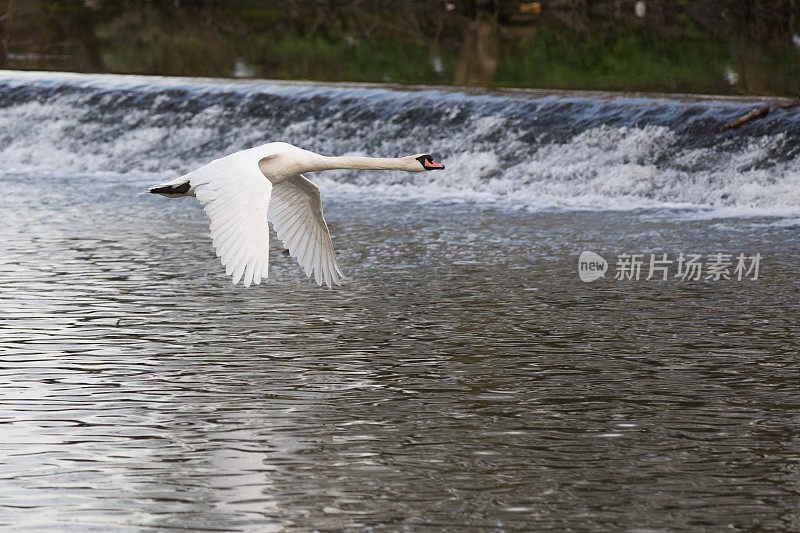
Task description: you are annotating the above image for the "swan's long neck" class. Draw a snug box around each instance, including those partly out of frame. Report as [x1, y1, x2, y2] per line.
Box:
[311, 155, 417, 172]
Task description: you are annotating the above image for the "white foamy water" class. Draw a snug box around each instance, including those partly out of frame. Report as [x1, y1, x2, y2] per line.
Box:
[1, 71, 798, 216]
[2, 72, 800, 532]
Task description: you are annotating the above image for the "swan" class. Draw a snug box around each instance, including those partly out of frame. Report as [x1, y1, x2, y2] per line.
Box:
[149, 142, 445, 288]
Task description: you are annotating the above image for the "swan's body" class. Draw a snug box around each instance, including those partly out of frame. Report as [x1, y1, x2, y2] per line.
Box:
[149, 142, 444, 288]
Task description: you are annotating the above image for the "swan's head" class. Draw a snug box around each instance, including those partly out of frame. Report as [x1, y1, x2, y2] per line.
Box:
[412, 154, 445, 171]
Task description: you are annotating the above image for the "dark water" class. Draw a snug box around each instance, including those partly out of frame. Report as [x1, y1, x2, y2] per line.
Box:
[4, 0, 800, 96]
[0, 73, 799, 530]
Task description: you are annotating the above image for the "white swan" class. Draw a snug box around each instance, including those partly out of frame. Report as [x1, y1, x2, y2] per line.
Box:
[149, 142, 445, 288]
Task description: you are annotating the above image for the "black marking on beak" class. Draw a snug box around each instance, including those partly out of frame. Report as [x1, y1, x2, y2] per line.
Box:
[416, 154, 445, 170]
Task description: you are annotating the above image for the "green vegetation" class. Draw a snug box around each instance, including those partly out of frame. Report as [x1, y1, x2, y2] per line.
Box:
[2, 0, 798, 96]
[495, 25, 736, 93]
[241, 32, 454, 84]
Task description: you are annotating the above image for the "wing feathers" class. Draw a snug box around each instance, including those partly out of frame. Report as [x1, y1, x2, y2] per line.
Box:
[268, 174, 343, 287]
[191, 160, 272, 286]
[192, 162, 341, 288]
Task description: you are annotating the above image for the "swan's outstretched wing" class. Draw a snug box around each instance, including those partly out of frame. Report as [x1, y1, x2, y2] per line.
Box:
[191, 162, 272, 287]
[268, 175, 344, 288]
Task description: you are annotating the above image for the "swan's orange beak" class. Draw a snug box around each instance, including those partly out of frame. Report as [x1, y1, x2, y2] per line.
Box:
[417, 154, 445, 170]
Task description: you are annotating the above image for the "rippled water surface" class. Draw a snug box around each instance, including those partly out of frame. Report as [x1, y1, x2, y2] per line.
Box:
[1, 170, 799, 531]
[1, 72, 800, 531]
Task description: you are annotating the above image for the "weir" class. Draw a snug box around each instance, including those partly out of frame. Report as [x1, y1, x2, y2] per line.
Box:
[1, 71, 797, 213]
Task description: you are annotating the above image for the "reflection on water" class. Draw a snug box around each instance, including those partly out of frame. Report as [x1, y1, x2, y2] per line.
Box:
[1, 171, 799, 530]
[3, 0, 800, 95]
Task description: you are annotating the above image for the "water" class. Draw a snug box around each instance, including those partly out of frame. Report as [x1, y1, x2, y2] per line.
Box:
[1, 72, 799, 531]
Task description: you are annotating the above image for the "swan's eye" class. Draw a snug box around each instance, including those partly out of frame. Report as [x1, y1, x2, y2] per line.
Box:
[416, 154, 445, 170]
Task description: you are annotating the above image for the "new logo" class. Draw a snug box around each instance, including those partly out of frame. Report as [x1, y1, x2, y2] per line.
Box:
[578, 251, 608, 282]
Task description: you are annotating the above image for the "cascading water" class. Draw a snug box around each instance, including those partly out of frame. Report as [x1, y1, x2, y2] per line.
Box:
[3, 71, 800, 532]
[1, 70, 798, 214]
